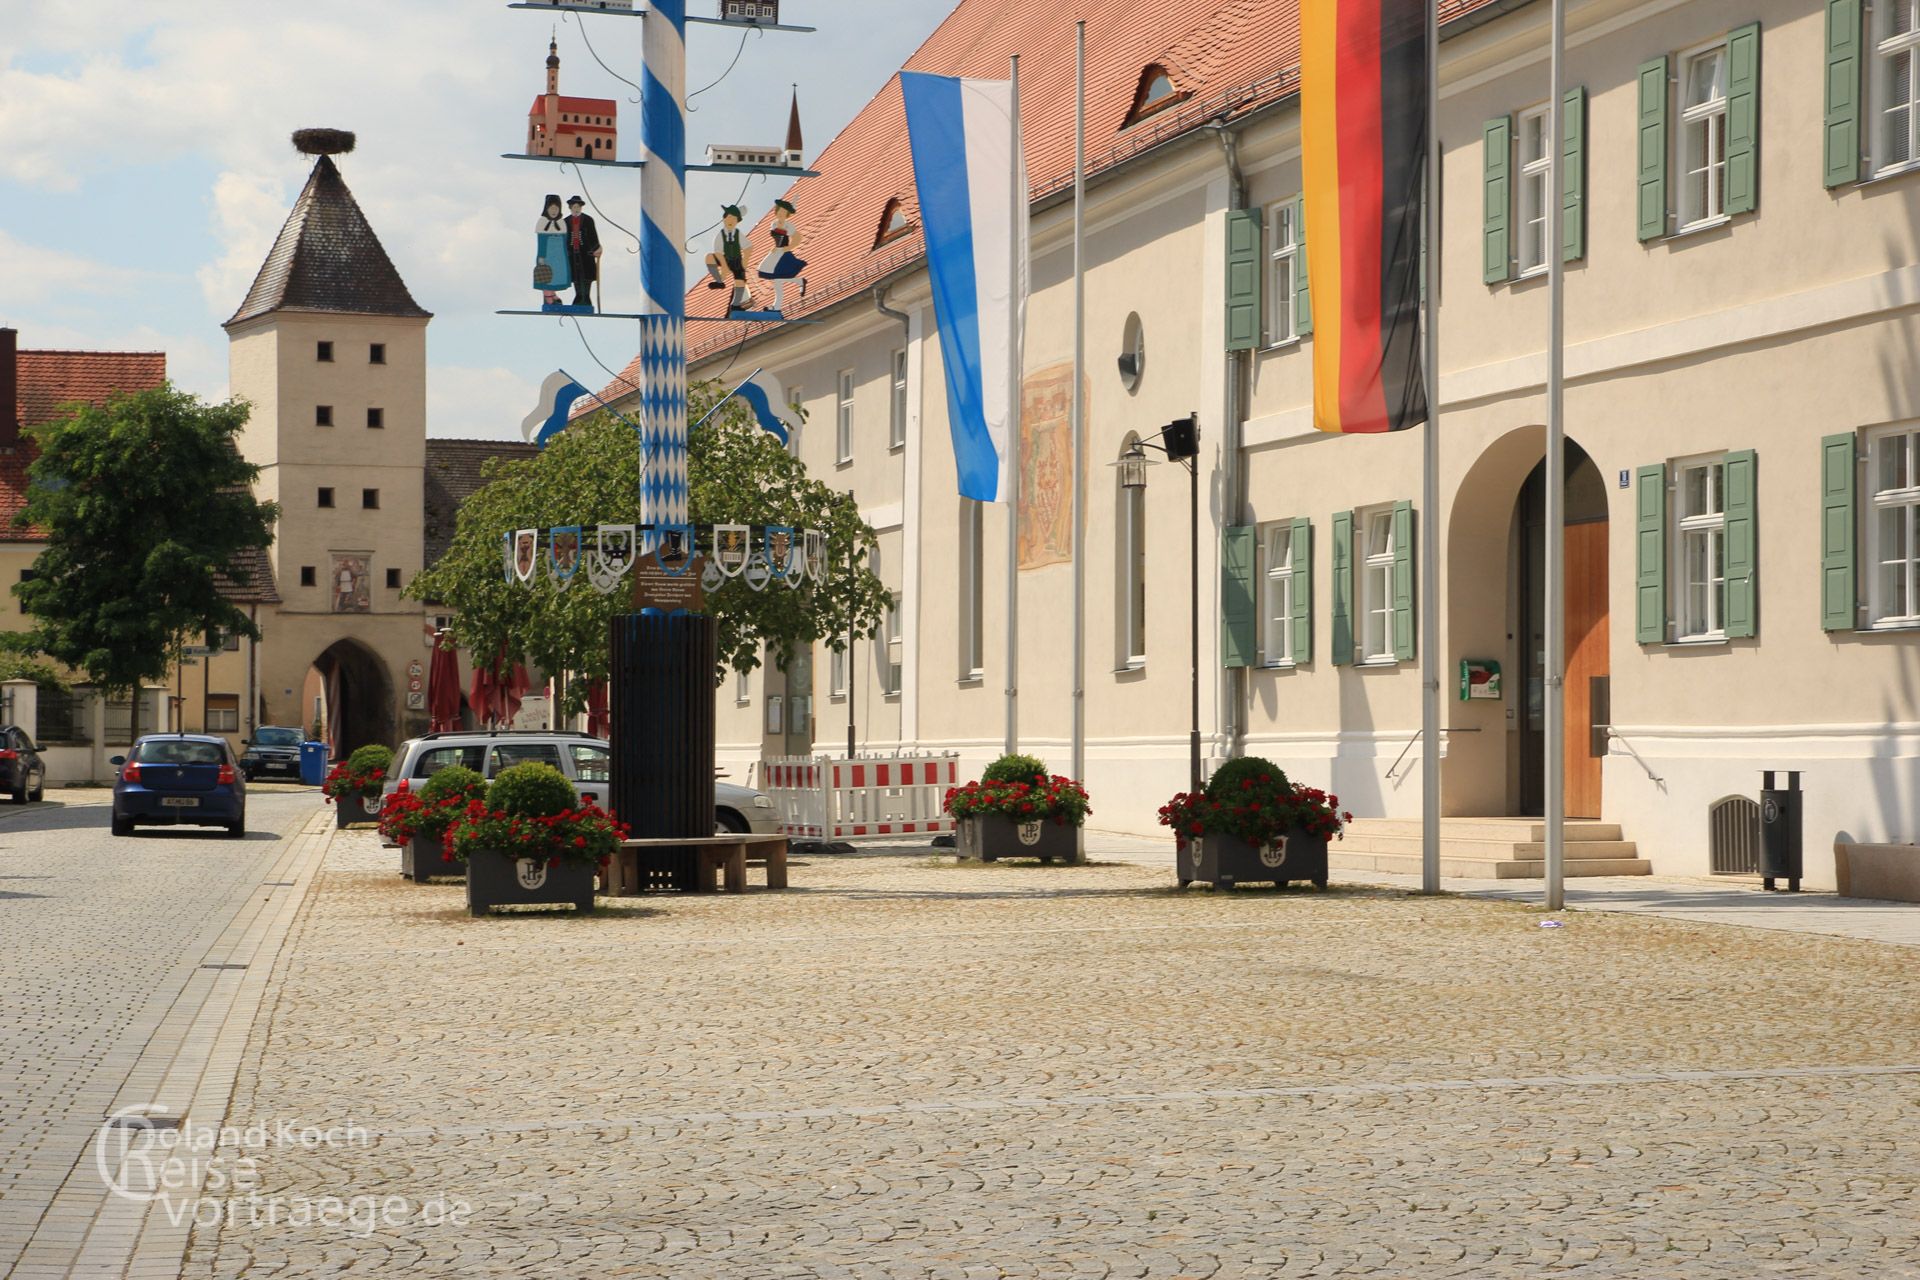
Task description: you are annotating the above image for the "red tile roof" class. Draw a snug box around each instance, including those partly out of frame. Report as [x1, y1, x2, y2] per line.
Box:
[3, 348, 168, 543]
[529, 94, 618, 118]
[589, 0, 1499, 405]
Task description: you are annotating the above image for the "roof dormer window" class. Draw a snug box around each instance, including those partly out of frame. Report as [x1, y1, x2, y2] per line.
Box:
[1124, 64, 1187, 127]
[874, 197, 914, 249]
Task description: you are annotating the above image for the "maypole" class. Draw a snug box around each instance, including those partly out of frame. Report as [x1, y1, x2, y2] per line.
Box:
[638, 0, 689, 543]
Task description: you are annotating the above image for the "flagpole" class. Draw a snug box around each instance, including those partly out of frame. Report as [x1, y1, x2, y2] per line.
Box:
[1004, 53, 1022, 757]
[1420, 0, 1442, 895]
[1545, 0, 1568, 910]
[1070, 21, 1087, 783]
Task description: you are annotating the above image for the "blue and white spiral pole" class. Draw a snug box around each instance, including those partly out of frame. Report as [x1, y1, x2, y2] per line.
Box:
[639, 0, 689, 541]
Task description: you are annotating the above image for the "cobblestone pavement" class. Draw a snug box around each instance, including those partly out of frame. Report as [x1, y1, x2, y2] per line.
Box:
[0, 790, 326, 1278]
[183, 835, 1920, 1279]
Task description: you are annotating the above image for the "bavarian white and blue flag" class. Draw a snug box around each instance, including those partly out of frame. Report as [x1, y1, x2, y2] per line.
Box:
[520, 371, 589, 447]
[901, 71, 1028, 503]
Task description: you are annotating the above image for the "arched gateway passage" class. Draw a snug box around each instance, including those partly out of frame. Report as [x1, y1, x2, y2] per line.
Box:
[309, 638, 394, 758]
[1445, 430, 1610, 819]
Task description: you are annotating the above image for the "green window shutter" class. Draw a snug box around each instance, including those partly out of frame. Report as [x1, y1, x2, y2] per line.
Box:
[1821, 433, 1858, 630]
[1562, 86, 1587, 261]
[1636, 464, 1668, 643]
[1723, 449, 1758, 638]
[1725, 23, 1762, 215]
[1637, 57, 1669, 241]
[1482, 115, 1512, 283]
[1290, 517, 1313, 662]
[1221, 524, 1257, 668]
[1331, 510, 1354, 666]
[1825, 0, 1863, 187]
[1392, 500, 1416, 662]
[1293, 194, 1313, 337]
[1225, 207, 1263, 352]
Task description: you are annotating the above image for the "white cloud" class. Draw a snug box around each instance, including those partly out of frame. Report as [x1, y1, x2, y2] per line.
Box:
[0, 229, 166, 306]
[429, 365, 539, 441]
[195, 170, 290, 317]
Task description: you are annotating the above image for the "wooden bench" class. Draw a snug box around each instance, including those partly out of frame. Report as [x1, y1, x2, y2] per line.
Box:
[607, 834, 790, 895]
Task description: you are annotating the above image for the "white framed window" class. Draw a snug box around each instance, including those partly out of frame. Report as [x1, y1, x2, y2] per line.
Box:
[1516, 103, 1551, 275]
[1676, 40, 1730, 229]
[960, 498, 984, 677]
[828, 646, 847, 698]
[1875, 0, 1920, 173]
[1266, 198, 1298, 343]
[1261, 522, 1296, 667]
[1868, 425, 1920, 625]
[735, 669, 751, 704]
[1359, 508, 1398, 663]
[889, 349, 908, 449]
[1121, 463, 1147, 666]
[836, 369, 854, 464]
[1672, 454, 1728, 639]
[881, 594, 903, 696]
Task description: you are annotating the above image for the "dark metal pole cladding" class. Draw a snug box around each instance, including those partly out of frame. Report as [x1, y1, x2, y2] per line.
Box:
[610, 612, 716, 892]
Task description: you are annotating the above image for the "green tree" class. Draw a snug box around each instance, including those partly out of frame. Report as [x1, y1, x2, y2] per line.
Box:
[407, 381, 890, 714]
[16, 385, 278, 741]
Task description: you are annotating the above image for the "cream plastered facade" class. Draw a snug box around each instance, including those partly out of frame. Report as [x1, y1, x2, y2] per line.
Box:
[697, 0, 1920, 886]
[229, 309, 437, 749]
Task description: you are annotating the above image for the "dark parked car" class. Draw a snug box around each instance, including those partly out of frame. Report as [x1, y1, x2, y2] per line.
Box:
[111, 735, 246, 837]
[0, 725, 45, 804]
[240, 725, 306, 781]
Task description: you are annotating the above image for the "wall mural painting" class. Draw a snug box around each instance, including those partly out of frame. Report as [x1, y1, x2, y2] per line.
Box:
[1017, 362, 1084, 571]
[331, 553, 371, 614]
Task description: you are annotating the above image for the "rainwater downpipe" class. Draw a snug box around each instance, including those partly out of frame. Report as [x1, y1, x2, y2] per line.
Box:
[1211, 120, 1250, 764]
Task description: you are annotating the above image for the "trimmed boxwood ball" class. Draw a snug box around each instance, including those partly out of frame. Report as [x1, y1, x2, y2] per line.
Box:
[417, 764, 485, 809]
[345, 743, 394, 778]
[1205, 755, 1290, 801]
[982, 753, 1050, 787]
[487, 761, 577, 817]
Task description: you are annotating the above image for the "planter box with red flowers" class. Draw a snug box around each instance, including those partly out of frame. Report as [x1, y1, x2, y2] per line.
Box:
[1158, 757, 1351, 890]
[322, 744, 393, 829]
[944, 754, 1090, 864]
[444, 762, 630, 916]
[377, 765, 488, 882]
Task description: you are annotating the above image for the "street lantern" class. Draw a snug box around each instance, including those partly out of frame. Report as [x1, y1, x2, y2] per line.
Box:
[1114, 414, 1203, 792]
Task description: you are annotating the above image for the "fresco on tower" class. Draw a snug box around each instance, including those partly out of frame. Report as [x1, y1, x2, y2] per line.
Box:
[331, 554, 371, 613]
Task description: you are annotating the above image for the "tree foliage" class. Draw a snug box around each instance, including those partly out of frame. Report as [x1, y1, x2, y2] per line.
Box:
[407, 381, 890, 713]
[16, 385, 278, 701]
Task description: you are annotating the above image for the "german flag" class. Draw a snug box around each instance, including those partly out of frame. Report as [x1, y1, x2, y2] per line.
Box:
[1301, 0, 1430, 434]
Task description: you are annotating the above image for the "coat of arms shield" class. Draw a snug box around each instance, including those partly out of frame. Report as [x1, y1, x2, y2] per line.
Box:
[656, 523, 696, 576]
[804, 529, 828, 584]
[712, 524, 751, 577]
[549, 525, 582, 590]
[586, 524, 636, 594]
[765, 525, 796, 581]
[512, 529, 539, 582]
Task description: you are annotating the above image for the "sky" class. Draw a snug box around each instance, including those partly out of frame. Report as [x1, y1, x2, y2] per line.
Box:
[0, 1, 951, 439]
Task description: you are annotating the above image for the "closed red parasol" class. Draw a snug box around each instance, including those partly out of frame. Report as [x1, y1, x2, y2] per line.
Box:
[586, 679, 609, 739]
[427, 633, 462, 732]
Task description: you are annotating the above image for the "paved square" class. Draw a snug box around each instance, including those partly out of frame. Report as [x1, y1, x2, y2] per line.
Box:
[183, 831, 1920, 1278]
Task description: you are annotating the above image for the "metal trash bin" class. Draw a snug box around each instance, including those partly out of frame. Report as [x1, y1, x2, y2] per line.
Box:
[1759, 770, 1802, 892]
[299, 741, 329, 787]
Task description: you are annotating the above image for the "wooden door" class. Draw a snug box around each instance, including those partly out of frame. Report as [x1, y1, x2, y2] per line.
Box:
[1563, 520, 1609, 818]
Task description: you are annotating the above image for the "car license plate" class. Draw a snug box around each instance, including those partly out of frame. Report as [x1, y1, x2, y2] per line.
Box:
[160, 797, 199, 808]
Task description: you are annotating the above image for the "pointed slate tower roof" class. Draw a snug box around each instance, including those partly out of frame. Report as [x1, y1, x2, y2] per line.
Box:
[225, 149, 431, 329]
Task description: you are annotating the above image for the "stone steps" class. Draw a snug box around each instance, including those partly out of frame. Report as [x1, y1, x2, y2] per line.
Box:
[1332, 817, 1650, 880]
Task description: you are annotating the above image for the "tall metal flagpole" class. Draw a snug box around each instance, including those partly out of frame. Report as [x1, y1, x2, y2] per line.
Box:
[1004, 53, 1023, 756]
[1544, 0, 1568, 910]
[1420, 0, 1442, 894]
[1070, 22, 1087, 783]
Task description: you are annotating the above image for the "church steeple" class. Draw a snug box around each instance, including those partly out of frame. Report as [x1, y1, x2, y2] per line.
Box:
[546, 37, 561, 95]
[785, 86, 803, 162]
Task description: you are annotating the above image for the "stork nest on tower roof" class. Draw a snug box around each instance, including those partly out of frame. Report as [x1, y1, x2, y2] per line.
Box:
[292, 128, 357, 156]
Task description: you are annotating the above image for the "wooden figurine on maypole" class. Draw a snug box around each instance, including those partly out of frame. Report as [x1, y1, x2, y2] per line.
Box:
[706, 204, 753, 313]
[757, 199, 808, 313]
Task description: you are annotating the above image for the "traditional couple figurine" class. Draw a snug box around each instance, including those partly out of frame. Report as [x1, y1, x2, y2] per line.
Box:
[533, 194, 601, 313]
[704, 200, 807, 315]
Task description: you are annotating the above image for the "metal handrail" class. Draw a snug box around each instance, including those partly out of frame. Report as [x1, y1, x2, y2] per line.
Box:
[1606, 726, 1667, 788]
[1383, 726, 1478, 780]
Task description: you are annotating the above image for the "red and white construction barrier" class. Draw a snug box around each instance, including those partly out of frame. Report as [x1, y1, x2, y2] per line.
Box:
[762, 752, 960, 840]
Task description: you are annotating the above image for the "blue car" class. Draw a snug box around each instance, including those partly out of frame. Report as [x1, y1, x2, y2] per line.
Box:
[110, 735, 247, 837]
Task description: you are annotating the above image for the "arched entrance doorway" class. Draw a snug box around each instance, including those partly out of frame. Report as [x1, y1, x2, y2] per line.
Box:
[1445, 430, 1610, 818]
[308, 639, 394, 757]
